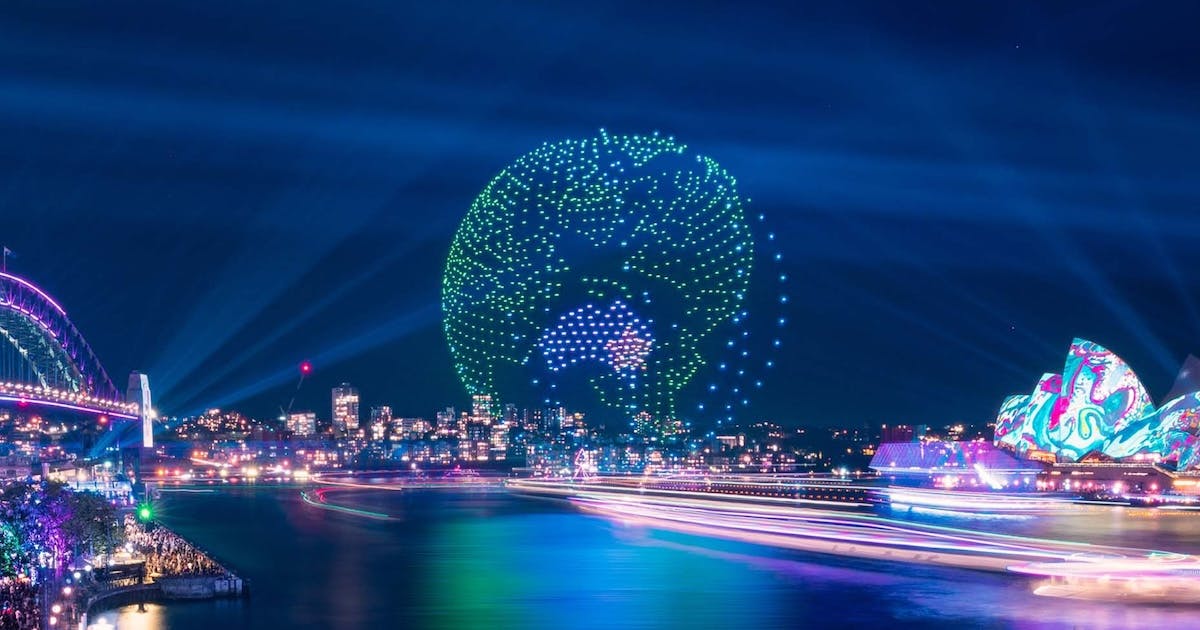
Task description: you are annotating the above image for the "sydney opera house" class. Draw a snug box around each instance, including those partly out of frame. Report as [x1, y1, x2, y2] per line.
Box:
[993, 338, 1200, 472]
[872, 339, 1200, 493]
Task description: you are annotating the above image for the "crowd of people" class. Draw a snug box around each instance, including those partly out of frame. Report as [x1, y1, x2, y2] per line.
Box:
[0, 577, 37, 630]
[124, 516, 226, 578]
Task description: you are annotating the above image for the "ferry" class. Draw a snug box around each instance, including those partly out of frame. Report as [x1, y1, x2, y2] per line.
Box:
[508, 473, 884, 510]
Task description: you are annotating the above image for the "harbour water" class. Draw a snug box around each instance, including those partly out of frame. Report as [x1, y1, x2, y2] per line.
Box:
[96, 486, 1200, 629]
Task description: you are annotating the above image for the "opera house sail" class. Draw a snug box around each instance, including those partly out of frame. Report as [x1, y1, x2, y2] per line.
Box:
[992, 338, 1200, 471]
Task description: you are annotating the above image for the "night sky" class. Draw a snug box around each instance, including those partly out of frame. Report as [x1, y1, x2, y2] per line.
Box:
[3, 2, 1199, 428]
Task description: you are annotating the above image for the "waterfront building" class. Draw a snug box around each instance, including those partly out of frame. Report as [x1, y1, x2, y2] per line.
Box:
[467, 419, 490, 461]
[540, 407, 562, 436]
[880, 424, 915, 443]
[868, 339, 1200, 494]
[490, 420, 510, 460]
[287, 411, 317, 437]
[471, 394, 496, 428]
[369, 406, 392, 442]
[994, 338, 1200, 470]
[174, 409, 255, 440]
[331, 384, 360, 434]
[716, 434, 744, 451]
[435, 407, 456, 436]
[522, 408, 539, 433]
[394, 417, 430, 440]
[870, 440, 1042, 488]
[0, 452, 32, 479]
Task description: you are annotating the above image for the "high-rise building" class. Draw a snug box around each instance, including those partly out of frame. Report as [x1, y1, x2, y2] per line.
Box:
[458, 410, 474, 459]
[332, 384, 360, 434]
[396, 417, 430, 440]
[467, 420, 490, 461]
[521, 408, 539, 433]
[541, 407, 563, 435]
[490, 420, 510, 460]
[287, 411, 317, 437]
[528, 409, 544, 433]
[369, 406, 392, 442]
[561, 411, 585, 433]
[471, 394, 496, 424]
[436, 407, 457, 436]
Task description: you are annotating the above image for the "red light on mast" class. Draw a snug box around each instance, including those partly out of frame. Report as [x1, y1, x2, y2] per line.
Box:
[299, 361, 313, 375]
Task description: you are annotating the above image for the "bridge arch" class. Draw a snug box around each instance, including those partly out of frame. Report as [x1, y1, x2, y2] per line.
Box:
[0, 272, 120, 400]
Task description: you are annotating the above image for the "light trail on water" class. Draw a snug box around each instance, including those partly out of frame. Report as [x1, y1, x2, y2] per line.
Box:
[508, 478, 1200, 603]
[299, 488, 392, 520]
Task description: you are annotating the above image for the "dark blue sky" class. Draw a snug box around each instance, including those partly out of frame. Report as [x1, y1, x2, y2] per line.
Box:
[3, 1, 1199, 427]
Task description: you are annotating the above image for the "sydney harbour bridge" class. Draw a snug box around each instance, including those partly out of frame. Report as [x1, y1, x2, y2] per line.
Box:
[0, 270, 153, 453]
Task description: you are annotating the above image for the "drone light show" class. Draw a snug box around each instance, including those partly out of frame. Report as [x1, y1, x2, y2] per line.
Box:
[538, 301, 653, 375]
[442, 131, 783, 432]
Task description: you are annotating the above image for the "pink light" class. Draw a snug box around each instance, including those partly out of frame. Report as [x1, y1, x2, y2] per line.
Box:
[0, 395, 137, 419]
[0, 272, 67, 315]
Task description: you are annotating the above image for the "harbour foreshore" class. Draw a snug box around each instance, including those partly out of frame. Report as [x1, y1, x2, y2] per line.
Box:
[69, 519, 246, 630]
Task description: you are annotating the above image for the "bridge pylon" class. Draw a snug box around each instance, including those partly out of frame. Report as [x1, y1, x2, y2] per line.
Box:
[126, 371, 153, 449]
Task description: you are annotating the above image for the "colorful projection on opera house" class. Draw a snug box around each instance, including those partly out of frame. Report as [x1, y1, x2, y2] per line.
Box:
[993, 394, 1031, 452]
[993, 338, 1200, 470]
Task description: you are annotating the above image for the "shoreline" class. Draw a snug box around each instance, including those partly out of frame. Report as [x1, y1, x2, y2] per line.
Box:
[78, 521, 247, 628]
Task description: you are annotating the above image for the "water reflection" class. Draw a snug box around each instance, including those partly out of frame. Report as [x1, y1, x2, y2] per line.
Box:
[93, 488, 1200, 629]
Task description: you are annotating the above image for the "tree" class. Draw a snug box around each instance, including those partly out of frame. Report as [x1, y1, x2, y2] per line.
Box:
[0, 480, 123, 577]
[0, 523, 21, 578]
[0, 481, 45, 574]
[63, 491, 122, 560]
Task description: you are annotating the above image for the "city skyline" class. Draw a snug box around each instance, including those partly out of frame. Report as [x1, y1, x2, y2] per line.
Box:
[4, 5, 1200, 628]
[3, 2, 1200, 428]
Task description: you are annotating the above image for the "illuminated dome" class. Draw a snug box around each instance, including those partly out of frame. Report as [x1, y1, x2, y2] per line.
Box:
[442, 131, 755, 430]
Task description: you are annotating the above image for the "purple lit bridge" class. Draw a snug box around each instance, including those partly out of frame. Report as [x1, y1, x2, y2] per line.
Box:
[0, 272, 146, 435]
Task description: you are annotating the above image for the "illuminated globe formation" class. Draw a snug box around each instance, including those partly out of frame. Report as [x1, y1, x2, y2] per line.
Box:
[443, 131, 757, 432]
